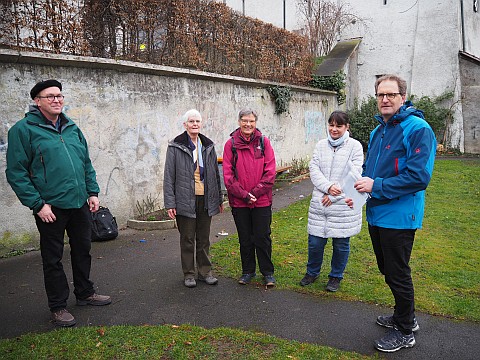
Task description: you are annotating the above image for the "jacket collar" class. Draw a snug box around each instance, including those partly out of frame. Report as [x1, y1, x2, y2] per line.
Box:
[229, 128, 263, 149]
[374, 100, 425, 126]
[172, 131, 214, 148]
[26, 105, 70, 128]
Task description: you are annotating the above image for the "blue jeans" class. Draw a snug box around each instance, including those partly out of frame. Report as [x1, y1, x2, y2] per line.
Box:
[306, 234, 350, 279]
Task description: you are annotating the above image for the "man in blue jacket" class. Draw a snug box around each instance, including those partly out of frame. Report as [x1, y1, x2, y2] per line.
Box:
[6, 80, 111, 327]
[349, 74, 436, 352]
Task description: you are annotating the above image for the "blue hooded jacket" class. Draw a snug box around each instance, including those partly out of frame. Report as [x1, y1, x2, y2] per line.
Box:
[363, 101, 436, 229]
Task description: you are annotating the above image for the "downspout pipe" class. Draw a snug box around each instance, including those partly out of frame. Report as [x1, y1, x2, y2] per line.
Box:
[460, 0, 466, 51]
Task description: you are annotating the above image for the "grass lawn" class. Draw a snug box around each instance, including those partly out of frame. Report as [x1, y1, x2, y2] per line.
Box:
[0, 324, 378, 359]
[212, 158, 480, 322]
[1, 158, 477, 359]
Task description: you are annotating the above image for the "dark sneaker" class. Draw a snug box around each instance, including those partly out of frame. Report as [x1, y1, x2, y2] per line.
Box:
[238, 273, 256, 285]
[51, 308, 76, 327]
[299, 273, 318, 286]
[264, 275, 276, 287]
[377, 315, 419, 332]
[76, 293, 112, 306]
[374, 328, 415, 352]
[184, 278, 197, 288]
[326, 276, 341, 292]
[198, 274, 218, 285]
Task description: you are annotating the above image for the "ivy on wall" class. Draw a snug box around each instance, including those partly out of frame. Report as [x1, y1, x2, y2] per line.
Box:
[267, 86, 292, 115]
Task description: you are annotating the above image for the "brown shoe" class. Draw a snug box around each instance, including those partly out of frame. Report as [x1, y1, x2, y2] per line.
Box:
[51, 308, 76, 327]
[76, 293, 112, 306]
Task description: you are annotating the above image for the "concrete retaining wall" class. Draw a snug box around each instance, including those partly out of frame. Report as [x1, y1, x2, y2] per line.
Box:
[0, 49, 336, 254]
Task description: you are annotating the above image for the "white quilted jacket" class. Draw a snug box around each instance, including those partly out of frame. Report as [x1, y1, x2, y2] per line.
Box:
[307, 134, 364, 238]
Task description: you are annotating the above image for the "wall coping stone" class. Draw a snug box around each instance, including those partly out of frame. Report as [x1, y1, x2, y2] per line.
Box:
[0, 48, 335, 96]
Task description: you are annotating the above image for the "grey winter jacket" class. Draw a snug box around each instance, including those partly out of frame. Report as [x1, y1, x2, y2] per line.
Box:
[163, 131, 222, 218]
[307, 133, 364, 238]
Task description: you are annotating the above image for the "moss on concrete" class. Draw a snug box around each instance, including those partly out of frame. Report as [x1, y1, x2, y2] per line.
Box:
[0, 231, 39, 258]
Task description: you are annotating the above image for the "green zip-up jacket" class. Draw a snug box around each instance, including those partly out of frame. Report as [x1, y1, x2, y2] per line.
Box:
[5, 106, 99, 214]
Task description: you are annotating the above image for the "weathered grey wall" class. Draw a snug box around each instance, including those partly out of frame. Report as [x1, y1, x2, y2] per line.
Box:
[460, 53, 480, 154]
[0, 49, 336, 254]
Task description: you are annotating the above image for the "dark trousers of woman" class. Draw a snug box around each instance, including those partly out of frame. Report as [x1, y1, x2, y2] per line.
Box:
[175, 195, 213, 279]
[232, 206, 274, 276]
[369, 225, 416, 334]
[34, 203, 94, 312]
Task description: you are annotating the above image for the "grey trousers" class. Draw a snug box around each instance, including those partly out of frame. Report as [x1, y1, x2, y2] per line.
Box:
[175, 196, 213, 278]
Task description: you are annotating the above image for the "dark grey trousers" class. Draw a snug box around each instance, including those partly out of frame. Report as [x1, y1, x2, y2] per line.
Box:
[175, 196, 213, 278]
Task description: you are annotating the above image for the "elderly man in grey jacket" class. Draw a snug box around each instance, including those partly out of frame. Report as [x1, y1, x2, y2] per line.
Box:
[163, 109, 223, 288]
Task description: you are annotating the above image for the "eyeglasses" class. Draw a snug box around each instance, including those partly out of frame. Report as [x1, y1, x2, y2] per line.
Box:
[36, 95, 65, 102]
[376, 93, 400, 100]
[187, 119, 201, 124]
[240, 119, 256, 124]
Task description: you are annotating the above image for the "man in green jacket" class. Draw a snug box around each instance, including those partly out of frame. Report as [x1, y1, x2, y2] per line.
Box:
[5, 80, 111, 327]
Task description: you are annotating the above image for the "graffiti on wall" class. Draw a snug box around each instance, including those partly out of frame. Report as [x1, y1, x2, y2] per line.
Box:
[305, 111, 326, 144]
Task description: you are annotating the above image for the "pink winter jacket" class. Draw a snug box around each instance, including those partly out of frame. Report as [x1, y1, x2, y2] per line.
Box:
[223, 128, 276, 208]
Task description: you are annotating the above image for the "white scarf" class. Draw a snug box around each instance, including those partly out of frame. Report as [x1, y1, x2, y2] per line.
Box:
[328, 131, 349, 147]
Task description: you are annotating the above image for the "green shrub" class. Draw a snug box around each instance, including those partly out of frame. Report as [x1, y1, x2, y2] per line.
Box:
[409, 91, 454, 142]
[347, 96, 378, 151]
[310, 70, 346, 105]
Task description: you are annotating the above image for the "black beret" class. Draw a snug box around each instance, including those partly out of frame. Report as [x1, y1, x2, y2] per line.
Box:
[30, 79, 62, 99]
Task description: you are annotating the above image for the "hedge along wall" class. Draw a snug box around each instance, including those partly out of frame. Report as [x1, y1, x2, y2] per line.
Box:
[1, 0, 313, 86]
[0, 49, 336, 254]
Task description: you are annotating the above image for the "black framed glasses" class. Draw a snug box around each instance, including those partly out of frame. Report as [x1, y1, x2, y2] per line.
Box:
[375, 93, 400, 100]
[36, 95, 65, 102]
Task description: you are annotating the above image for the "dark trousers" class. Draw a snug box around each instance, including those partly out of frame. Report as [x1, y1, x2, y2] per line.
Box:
[175, 196, 213, 278]
[369, 225, 416, 334]
[34, 203, 94, 312]
[232, 206, 274, 276]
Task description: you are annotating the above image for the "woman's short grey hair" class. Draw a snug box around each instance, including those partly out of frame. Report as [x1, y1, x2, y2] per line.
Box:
[182, 109, 202, 123]
[238, 108, 258, 121]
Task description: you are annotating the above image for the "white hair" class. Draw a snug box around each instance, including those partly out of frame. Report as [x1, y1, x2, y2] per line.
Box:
[181, 109, 202, 123]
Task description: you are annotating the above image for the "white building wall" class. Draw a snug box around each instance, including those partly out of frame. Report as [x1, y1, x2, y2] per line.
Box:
[463, 0, 480, 55]
[338, 0, 470, 150]
[220, 0, 480, 151]
[214, 0, 301, 30]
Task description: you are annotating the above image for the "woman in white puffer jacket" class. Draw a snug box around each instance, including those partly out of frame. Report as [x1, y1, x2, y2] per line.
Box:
[300, 111, 364, 292]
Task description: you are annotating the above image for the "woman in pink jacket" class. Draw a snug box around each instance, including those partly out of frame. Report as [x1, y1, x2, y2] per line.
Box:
[223, 108, 277, 286]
